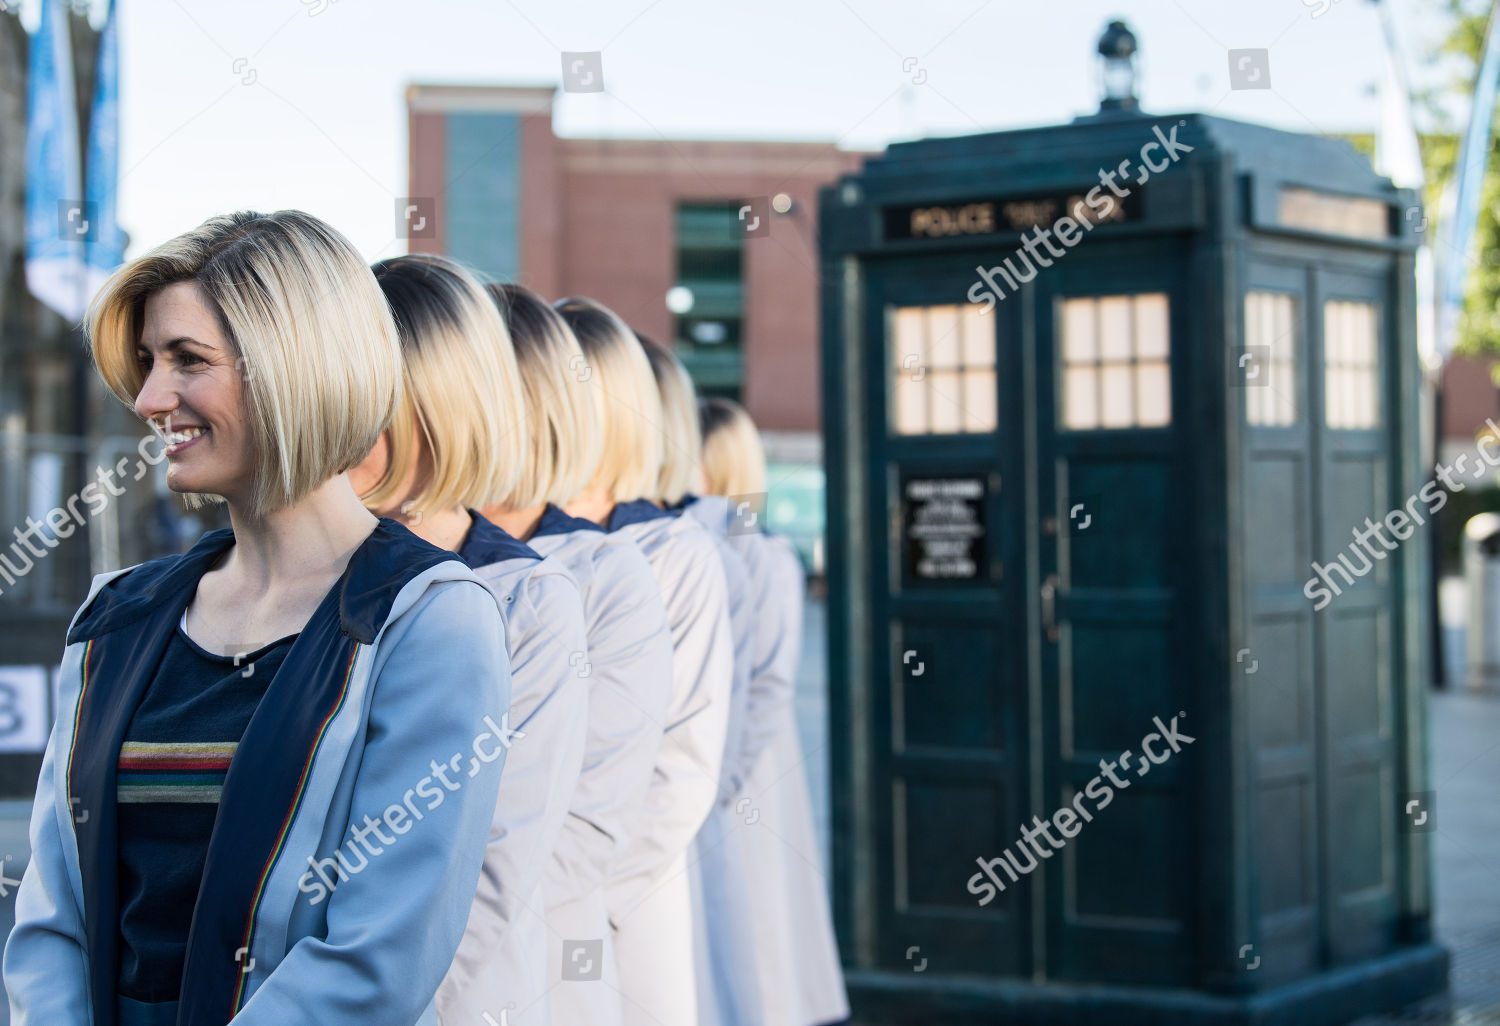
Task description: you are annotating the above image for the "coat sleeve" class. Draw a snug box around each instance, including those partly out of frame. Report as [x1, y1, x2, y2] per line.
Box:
[720, 536, 805, 803]
[441, 566, 590, 1002]
[607, 528, 733, 918]
[229, 580, 509, 1024]
[4, 711, 91, 1025]
[545, 544, 674, 905]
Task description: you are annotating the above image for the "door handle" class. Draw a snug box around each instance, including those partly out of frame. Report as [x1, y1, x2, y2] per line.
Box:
[1041, 573, 1059, 642]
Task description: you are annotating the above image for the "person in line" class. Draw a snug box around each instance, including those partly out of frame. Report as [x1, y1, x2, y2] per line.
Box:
[554, 297, 733, 1026]
[4, 211, 509, 1026]
[480, 283, 676, 1026]
[349, 256, 590, 1026]
[638, 337, 762, 1026]
[700, 397, 850, 1026]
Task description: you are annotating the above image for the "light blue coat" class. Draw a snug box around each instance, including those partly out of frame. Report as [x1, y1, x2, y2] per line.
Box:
[438, 514, 590, 1026]
[4, 521, 509, 1026]
[527, 504, 675, 1026]
[603, 500, 733, 1026]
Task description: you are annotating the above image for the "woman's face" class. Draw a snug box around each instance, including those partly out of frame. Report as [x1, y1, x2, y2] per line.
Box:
[134, 282, 256, 507]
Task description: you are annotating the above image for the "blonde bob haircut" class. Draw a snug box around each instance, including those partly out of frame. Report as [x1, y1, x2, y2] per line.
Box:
[87, 209, 401, 517]
[553, 297, 664, 503]
[485, 284, 602, 508]
[363, 254, 526, 516]
[699, 396, 768, 499]
[638, 336, 701, 506]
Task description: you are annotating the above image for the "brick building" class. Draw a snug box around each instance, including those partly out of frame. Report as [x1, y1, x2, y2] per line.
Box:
[405, 84, 869, 449]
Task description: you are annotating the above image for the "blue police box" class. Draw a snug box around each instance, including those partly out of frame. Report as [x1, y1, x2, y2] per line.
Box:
[817, 27, 1447, 1025]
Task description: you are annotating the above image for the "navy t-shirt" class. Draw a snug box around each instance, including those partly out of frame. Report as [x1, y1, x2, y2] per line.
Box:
[114, 622, 296, 1004]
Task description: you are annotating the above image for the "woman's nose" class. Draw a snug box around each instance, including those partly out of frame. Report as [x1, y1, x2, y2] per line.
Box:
[133, 361, 176, 425]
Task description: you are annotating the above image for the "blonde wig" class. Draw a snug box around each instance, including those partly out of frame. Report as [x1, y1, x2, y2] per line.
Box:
[698, 397, 768, 499]
[637, 336, 701, 506]
[88, 209, 401, 516]
[553, 297, 664, 503]
[486, 283, 602, 507]
[362, 254, 526, 515]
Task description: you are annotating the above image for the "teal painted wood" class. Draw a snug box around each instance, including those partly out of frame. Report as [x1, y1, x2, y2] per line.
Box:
[820, 109, 1441, 1024]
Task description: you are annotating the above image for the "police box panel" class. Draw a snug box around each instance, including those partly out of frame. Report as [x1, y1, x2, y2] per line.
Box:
[862, 256, 1031, 976]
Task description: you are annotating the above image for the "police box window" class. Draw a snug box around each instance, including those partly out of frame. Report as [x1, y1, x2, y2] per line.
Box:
[901, 474, 991, 584]
[889, 304, 997, 435]
[1245, 291, 1298, 427]
[1060, 293, 1170, 430]
[1324, 300, 1379, 430]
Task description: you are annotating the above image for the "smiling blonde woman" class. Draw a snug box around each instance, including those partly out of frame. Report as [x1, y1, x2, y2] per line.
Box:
[3, 211, 511, 1026]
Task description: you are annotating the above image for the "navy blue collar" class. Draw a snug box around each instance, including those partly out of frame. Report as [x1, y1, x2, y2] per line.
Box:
[606, 498, 671, 532]
[668, 493, 700, 514]
[532, 503, 606, 538]
[68, 518, 451, 647]
[457, 511, 539, 568]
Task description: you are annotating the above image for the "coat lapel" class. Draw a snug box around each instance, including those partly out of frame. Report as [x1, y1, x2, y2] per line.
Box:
[66, 529, 236, 1026]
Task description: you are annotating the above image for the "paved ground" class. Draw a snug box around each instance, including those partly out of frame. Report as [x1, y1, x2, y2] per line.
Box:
[0, 593, 1492, 1022]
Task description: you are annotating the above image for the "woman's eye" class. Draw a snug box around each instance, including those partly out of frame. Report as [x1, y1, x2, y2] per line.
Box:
[177, 351, 205, 367]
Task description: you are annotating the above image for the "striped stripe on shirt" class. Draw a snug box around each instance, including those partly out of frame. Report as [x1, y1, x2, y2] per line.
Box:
[118, 741, 237, 804]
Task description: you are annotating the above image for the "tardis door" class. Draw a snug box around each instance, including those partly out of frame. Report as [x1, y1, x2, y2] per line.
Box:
[862, 255, 1031, 976]
[1029, 244, 1196, 986]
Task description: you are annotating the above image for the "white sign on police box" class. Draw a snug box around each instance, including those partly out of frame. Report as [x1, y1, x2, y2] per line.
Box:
[0, 667, 52, 753]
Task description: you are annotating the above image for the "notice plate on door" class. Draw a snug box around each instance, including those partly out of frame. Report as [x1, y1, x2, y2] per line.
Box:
[901, 473, 991, 585]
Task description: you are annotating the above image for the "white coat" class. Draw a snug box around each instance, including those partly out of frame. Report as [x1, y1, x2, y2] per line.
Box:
[527, 505, 676, 1026]
[603, 500, 734, 1026]
[680, 495, 765, 1026]
[438, 515, 591, 1026]
[731, 531, 850, 1026]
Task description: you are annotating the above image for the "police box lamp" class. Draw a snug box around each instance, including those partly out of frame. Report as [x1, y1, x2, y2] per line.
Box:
[1097, 19, 1139, 113]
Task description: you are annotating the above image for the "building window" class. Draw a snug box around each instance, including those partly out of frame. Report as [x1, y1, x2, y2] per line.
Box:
[1324, 300, 1379, 429]
[1060, 293, 1170, 430]
[444, 112, 521, 283]
[673, 204, 745, 399]
[889, 303, 997, 435]
[1244, 291, 1298, 427]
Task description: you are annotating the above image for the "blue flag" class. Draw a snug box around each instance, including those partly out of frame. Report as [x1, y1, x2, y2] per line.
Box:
[1436, 0, 1500, 357]
[24, 0, 88, 322]
[85, 0, 124, 299]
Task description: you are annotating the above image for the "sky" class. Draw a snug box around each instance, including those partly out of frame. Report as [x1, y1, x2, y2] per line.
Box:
[20, 0, 1462, 262]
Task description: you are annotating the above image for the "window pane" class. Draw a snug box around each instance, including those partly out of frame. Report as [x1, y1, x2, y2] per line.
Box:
[928, 305, 962, 369]
[1064, 367, 1099, 429]
[892, 307, 926, 369]
[928, 370, 962, 433]
[1134, 293, 1169, 359]
[894, 374, 926, 434]
[962, 370, 997, 432]
[1136, 362, 1171, 426]
[1246, 291, 1298, 427]
[1323, 300, 1378, 429]
[1101, 364, 1134, 427]
[961, 304, 996, 369]
[1273, 294, 1295, 362]
[1062, 299, 1096, 364]
[1099, 296, 1132, 362]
